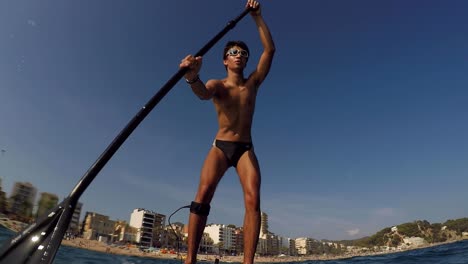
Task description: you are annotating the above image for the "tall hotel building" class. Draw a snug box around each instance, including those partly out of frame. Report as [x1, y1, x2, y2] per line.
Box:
[9, 182, 37, 219]
[0, 178, 7, 213]
[68, 202, 83, 234]
[260, 211, 269, 235]
[129, 208, 166, 248]
[258, 211, 280, 255]
[204, 224, 236, 253]
[295, 237, 312, 255]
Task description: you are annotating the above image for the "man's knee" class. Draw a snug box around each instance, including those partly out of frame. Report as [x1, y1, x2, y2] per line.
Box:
[190, 201, 211, 216]
[244, 192, 260, 212]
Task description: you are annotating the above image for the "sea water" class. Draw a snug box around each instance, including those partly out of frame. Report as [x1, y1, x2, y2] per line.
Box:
[1, 227, 467, 264]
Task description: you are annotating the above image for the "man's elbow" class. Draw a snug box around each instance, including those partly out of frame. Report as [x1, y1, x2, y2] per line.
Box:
[198, 93, 212, 100]
[266, 47, 276, 56]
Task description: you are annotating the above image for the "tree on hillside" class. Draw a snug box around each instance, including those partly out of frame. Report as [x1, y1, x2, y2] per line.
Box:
[444, 218, 468, 235]
[417, 220, 431, 230]
[355, 227, 391, 247]
[397, 222, 421, 237]
[390, 234, 402, 247]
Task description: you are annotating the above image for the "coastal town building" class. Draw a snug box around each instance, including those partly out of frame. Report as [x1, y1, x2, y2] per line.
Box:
[270, 233, 280, 255]
[0, 178, 7, 213]
[8, 182, 37, 221]
[114, 220, 138, 243]
[166, 221, 185, 249]
[180, 223, 216, 253]
[257, 211, 280, 256]
[82, 211, 116, 242]
[295, 237, 313, 255]
[278, 236, 294, 255]
[258, 232, 280, 255]
[260, 211, 269, 235]
[68, 202, 83, 235]
[204, 224, 236, 253]
[129, 208, 166, 248]
[258, 211, 269, 255]
[288, 237, 297, 256]
[35, 192, 58, 219]
[403, 237, 427, 247]
[200, 232, 215, 253]
[234, 227, 244, 254]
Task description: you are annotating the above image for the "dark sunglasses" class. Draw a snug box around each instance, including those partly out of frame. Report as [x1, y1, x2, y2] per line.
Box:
[226, 48, 249, 58]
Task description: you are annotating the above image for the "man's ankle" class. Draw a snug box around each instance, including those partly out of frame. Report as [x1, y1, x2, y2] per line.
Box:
[184, 256, 197, 264]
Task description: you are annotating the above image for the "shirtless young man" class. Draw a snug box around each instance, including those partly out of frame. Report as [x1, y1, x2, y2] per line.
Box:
[179, 1, 275, 263]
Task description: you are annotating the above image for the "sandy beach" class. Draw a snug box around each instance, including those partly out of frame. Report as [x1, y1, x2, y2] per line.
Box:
[0, 217, 28, 233]
[2, 218, 466, 263]
[1, 218, 343, 263]
[61, 236, 423, 263]
[58, 236, 468, 263]
[61, 237, 185, 260]
[60, 237, 354, 263]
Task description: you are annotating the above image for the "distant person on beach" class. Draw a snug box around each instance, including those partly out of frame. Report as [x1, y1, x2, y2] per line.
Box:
[179, 0, 275, 263]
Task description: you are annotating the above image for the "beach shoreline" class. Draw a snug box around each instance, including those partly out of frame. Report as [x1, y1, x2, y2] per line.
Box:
[1, 218, 466, 263]
[60, 236, 467, 263]
[60, 237, 354, 263]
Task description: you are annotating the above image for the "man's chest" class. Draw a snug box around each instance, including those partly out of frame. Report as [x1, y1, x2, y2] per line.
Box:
[220, 85, 256, 102]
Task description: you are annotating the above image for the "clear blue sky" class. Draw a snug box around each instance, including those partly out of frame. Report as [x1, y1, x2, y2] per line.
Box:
[1, 0, 467, 240]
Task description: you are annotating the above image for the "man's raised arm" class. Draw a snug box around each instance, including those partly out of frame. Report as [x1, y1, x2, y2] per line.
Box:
[248, 0, 275, 86]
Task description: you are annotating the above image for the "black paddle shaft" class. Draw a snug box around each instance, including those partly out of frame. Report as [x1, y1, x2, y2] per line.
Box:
[0, 7, 252, 264]
[72, 7, 252, 202]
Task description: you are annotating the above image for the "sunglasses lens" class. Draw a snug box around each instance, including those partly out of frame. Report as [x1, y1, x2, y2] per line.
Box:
[227, 49, 248, 58]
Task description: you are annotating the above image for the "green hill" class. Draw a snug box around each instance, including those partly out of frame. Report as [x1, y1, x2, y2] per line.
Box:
[336, 217, 468, 248]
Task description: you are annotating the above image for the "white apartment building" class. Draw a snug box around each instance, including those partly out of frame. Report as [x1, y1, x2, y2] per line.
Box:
[82, 212, 115, 242]
[204, 224, 236, 253]
[295, 237, 312, 255]
[130, 208, 166, 248]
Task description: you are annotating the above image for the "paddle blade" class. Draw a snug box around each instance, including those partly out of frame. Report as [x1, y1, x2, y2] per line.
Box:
[0, 199, 75, 264]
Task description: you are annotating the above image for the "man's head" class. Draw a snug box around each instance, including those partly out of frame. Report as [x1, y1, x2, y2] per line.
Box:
[223, 40, 250, 70]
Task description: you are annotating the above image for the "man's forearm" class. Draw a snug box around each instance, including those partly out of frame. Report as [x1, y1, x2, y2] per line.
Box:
[252, 15, 275, 52]
[189, 79, 212, 100]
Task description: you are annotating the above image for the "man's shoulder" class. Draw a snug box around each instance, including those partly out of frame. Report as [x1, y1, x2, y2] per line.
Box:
[206, 79, 225, 88]
[207, 78, 224, 84]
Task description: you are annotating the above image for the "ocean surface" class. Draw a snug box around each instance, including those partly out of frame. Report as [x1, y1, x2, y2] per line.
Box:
[1, 227, 467, 264]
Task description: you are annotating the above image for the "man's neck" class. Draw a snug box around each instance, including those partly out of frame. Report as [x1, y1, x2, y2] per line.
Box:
[226, 70, 245, 86]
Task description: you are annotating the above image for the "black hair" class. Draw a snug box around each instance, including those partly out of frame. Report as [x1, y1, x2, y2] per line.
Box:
[223, 40, 250, 61]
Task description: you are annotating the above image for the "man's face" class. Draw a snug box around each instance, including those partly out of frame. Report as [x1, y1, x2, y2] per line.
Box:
[224, 46, 249, 69]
